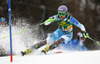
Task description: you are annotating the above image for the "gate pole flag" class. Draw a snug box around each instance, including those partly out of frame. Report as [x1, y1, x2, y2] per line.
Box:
[8, 0, 13, 62]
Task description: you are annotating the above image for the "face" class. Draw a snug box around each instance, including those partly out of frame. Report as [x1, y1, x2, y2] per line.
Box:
[59, 16, 66, 19]
[58, 12, 66, 19]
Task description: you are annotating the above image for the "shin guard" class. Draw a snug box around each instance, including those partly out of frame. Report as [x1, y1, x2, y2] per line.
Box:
[33, 40, 47, 49]
[49, 38, 65, 50]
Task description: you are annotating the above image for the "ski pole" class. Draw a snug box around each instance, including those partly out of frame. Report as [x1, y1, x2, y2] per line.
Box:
[83, 33, 100, 45]
[40, 18, 55, 25]
[2, 28, 30, 39]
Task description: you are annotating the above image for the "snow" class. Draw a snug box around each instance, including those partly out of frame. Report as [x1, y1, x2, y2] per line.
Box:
[0, 50, 100, 64]
[0, 18, 45, 56]
[0, 18, 100, 64]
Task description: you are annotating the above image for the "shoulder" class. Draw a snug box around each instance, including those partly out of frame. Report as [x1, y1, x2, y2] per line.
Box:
[70, 16, 78, 21]
[70, 16, 75, 19]
[70, 16, 79, 25]
[49, 15, 58, 21]
[67, 12, 72, 16]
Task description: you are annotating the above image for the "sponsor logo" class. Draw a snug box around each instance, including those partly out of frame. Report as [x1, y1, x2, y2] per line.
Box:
[61, 21, 66, 24]
[65, 25, 72, 30]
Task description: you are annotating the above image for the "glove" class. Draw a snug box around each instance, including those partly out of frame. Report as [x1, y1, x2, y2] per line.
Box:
[82, 32, 89, 38]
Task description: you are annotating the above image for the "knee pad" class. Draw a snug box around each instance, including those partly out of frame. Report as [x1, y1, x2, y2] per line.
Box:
[46, 33, 54, 44]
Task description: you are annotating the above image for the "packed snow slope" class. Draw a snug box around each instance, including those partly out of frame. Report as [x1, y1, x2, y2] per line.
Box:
[0, 50, 100, 64]
[0, 18, 100, 64]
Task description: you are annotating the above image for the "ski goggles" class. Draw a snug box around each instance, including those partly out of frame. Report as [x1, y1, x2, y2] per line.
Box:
[58, 12, 66, 17]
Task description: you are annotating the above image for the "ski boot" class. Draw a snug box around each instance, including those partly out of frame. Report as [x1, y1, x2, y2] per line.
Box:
[21, 49, 31, 56]
[41, 45, 50, 54]
[21, 40, 47, 56]
[21, 51, 26, 56]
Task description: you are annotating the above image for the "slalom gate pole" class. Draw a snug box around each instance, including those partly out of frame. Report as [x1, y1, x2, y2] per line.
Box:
[8, 0, 13, 62]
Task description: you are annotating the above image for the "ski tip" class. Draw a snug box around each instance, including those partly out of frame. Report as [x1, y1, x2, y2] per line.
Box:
[54, 51, 62, 54]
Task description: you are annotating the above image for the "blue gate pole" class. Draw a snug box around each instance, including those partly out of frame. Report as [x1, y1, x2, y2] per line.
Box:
[8, 0, 13, 62]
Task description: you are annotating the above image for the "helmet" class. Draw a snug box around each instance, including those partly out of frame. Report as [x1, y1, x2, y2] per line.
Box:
[58, 5, 68, 17]
[58, 5, 68, 13]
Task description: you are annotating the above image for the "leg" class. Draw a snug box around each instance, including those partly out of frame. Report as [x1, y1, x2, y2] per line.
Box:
[41, 38, 65, 54]
[21, 40, 47, 56]
[49, 38, 65, 50]
[21, 30, 59, 56]
[49, 34, 73, 50]
[21, 28, 63, 56]
[33, 40, 47, 49]
[42, 32, 73, 54]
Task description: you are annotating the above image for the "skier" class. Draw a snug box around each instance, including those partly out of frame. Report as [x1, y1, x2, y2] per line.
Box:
[21, 5, 88, 55]
[61, 32, 87, 51]
[0, 17, 6, 25]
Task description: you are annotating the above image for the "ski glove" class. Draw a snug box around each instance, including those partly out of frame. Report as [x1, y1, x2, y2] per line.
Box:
[83, 32, 89, 38]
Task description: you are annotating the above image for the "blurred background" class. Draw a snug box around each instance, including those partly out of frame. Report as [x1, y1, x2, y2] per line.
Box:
[0, 0, 100, 53]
